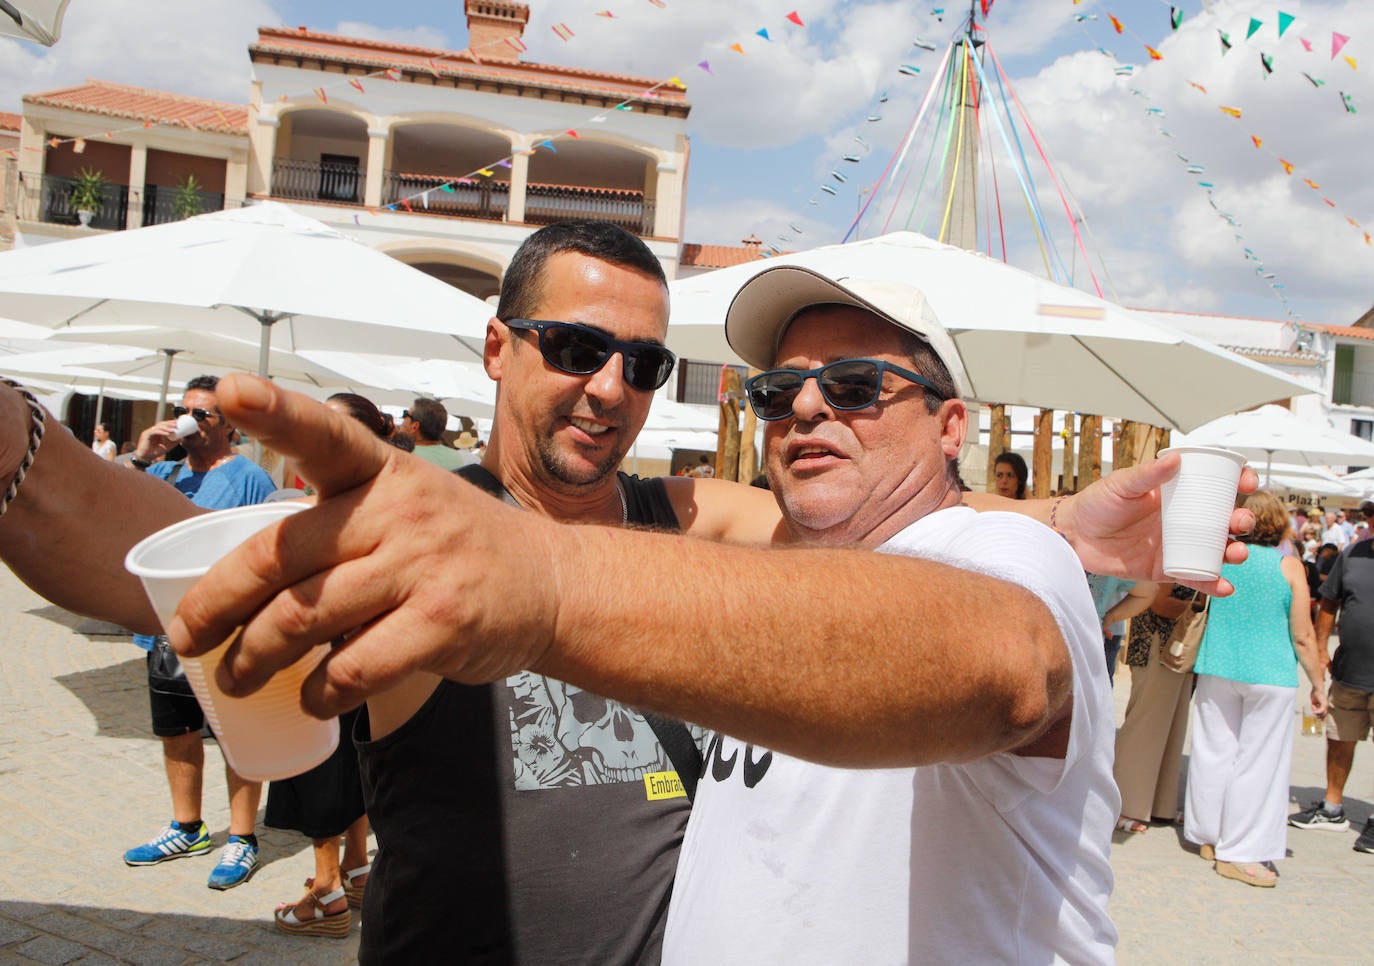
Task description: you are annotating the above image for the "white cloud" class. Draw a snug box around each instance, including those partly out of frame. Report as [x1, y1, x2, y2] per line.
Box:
[0, 0, 280, 109]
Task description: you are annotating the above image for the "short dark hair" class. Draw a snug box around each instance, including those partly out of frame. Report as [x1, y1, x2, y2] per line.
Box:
[496, 220, 667, 322]
[408, 398, 449, 442]
[185, 375, 219, 394]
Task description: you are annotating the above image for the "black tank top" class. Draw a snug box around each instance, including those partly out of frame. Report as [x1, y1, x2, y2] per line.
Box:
[356, 472, 687, 964]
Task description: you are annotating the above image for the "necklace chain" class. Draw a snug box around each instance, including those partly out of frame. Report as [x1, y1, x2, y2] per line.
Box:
[614, 477, 628, 525]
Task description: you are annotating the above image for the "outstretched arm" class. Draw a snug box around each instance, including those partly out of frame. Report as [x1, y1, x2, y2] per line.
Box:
[0, 383, 200, 632]
[168, 376, 1072, 769]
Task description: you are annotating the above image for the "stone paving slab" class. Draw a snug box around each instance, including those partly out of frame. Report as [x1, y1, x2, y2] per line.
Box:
[2, 566, 1374, 962]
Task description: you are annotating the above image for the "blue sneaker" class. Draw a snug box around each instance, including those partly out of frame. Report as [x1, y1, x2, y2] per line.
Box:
[123, 823, 211, 866]
[206, 836, 259, 890]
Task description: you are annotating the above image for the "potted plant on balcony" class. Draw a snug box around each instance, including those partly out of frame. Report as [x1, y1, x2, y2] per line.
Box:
[70, 167, 107, 227]
[172, 174, 204, 221]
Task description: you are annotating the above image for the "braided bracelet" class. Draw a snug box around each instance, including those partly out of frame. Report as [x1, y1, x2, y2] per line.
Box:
[1048, 493, 1070, 542]
[0, 377, 47, 520]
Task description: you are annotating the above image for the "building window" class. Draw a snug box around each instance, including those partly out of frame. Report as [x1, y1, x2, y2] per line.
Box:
[1351, 419, 1373, 474]
[674, 360, 747, 406]
[1334, 345, 1355, 406]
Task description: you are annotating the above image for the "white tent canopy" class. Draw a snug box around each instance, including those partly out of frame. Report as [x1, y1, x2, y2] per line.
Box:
[1179, 404, 1374, 482]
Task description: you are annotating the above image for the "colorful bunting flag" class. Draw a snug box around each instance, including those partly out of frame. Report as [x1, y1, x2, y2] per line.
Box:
[1333, 33, 1349, 60]
[1188, 81, 1207, 93]
[786, 11, 804, 26]
[1277, 12, 1295, 37]
[1344, 55, 1358, 71]
[72, 138, 85, 154]
[898, 64, 922, 75]
[615, 104, 633, 112]
[1260, 53, 1274, 75]
[565, 129, 581, 139]
[426, 59, 442, 76]
[1170, 7, 1182, 30]
[1302, 72, 1326, 87]
[729, 42, 746, 54]
[1279, 159, 1294, 174]
[349, 79, 365, 93]
[831, 170, 849, 183]
[1325, 199, 1336, 207]
[552, 23, 574, 41]
[819, 184, 837, 195]
[505, 37, 527, 53]
[420, 190, 430, 209]
[1251, 135, 1262, 148]
[1342, 91, 1357, 113]
[698, 60, 712, 73]
[1219, 106, 1242, 118]
[1109, 15, 1123, 34]
[757, 28, 771, 41]
[314, 88, 327, 103]
[669, 76, 686, 89]
[537, 139, 557, 152]
[401, 199, 413, 212]
[1300, 37, 1312, 52]
[1146, 46, 1163, 61]
[1246, 18, 1262, 40]
[477, 169, 494, 177]
[1219, 31, 1232, 54]
[1305, 179, 1321, 190]
[647, 0, 666, 7]
[385, 67, 402, 81]
[596, 10, 615, 17]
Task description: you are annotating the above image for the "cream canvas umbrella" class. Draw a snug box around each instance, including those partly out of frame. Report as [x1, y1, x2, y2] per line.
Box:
[1179, 404, 1374, 484]
[0, 202, 491, 376]
[667, 232, 1308, 432]
[0, 0, 72, 45]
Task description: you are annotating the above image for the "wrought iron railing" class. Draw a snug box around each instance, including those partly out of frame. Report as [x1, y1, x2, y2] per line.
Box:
[382, 171, 509, 221]
[141, 184, 226, 226]
[20, 173, 130, 230]
[271, 157, 363, 204]
[524, 183, 655, 235]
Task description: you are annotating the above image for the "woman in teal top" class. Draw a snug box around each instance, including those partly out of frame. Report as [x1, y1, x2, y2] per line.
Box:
[1184, 491, 1326, 889]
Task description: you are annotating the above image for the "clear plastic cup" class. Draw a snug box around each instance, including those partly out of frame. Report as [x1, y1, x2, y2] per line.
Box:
[124, 502, 338, 781]
[1158, 445, 1247, 582]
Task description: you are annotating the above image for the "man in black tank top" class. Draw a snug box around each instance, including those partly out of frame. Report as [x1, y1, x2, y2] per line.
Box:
[354, 222, 706, 964]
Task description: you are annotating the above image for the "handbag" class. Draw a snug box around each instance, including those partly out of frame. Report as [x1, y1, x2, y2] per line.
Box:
[1159, 592, 1209, 674]
[147, 635, 194, 697]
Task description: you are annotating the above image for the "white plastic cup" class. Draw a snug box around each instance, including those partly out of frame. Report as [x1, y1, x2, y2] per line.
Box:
[1158, 445, 1247, 581]
[173, 413, 200, 439]
[125, 502, 338, 781]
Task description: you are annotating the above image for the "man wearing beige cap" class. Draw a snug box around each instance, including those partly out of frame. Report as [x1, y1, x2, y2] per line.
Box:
[656, 266, 1118, 962]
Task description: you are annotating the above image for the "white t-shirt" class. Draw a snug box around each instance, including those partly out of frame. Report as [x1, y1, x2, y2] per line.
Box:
[663, 507, 1119, 965]
[91, 438, 116, 461]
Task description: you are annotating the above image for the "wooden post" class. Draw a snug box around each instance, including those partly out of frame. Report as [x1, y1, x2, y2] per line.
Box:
[1155, 427, 1171, 458]
[716, 366, 742, 482]
[1061, 413, 1077, 493]
[1078, 415, 1102, 484]
[738, 384, 759, 483]
[1032, 408, 1054, 498]
[986, 404, 1007, 490]
[1113, 419, 1133, 471]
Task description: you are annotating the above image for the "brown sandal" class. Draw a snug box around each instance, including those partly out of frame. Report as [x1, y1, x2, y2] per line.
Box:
[274, 886, 352, 937]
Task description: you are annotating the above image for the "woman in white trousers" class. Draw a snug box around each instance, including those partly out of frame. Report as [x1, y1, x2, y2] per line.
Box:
[1184, 491, 1327, 887]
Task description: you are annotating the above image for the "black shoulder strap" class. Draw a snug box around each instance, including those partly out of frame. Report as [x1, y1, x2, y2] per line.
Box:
[454, 463, 702, 800]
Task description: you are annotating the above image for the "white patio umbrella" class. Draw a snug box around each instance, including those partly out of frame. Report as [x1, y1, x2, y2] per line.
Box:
[0, 202, 491, 377]
[1264, 464, 1365, 499]
[1178, 404, 1374, 483]
[0, 0, 71, 45]
[666, 232, 1308, 432]
[304, 352, 497, 419]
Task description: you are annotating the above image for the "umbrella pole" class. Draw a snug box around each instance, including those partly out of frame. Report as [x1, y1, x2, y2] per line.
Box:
[155, 349, 179, 422]
[1265, 451, 1273, 487]
[93, 381, 105, 428]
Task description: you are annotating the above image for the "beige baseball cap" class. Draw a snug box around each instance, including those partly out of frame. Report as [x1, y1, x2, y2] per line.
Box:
[723, 265, 970, 399]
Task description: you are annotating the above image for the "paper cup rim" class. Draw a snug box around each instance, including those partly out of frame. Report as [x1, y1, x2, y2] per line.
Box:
[125, 502, 306, 582]
[1159, 444, 1247, 465]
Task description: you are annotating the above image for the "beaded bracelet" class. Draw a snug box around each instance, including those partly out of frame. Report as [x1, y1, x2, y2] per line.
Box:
[1048, 493, 1070, 542]
[0, 377, 47, 520]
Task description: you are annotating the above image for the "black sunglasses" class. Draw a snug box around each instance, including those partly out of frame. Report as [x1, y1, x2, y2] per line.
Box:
[172, 406, 215, 423]
[401, 409, 413, 421]
[503, 318, 676, 392]
[745, 358, 946, 422]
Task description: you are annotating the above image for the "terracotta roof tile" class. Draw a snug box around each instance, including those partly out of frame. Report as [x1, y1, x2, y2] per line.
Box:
[22, 80, 247, 135]
[680, 243, 768, 269]
[252, 26, 689, 108]
[1310, 323, 1374, 341]
[0, 111, 20, 132]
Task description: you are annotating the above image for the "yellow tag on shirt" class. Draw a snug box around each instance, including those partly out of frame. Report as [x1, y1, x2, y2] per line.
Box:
[644, 770, 686, 801]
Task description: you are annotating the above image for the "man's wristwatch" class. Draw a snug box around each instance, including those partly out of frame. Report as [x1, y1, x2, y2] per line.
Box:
[130, 456, 152, 470]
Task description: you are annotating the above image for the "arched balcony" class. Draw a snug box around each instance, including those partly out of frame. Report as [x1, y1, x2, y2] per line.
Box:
[269, 109, 370, 204]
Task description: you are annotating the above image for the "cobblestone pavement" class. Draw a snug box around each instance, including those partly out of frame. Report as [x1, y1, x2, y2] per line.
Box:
[2, 566, 1373, 963]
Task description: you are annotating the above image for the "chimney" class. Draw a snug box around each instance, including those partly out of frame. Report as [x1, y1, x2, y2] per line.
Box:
[465, 0, 530, 62]
[741, 234, 762, 248]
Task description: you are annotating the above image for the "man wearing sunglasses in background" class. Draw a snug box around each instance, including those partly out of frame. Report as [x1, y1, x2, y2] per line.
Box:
[124, 375, 276, 890]
[399, 397, 467, 469]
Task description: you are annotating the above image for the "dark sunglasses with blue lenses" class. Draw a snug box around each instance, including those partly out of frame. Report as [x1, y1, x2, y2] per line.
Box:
[745, 358, 946, 422]
[503, 318, 676, 392]
[172, 405, 215, 422]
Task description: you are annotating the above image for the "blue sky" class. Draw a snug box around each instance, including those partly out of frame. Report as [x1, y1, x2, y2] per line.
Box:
[2, 1, 1370, 326]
